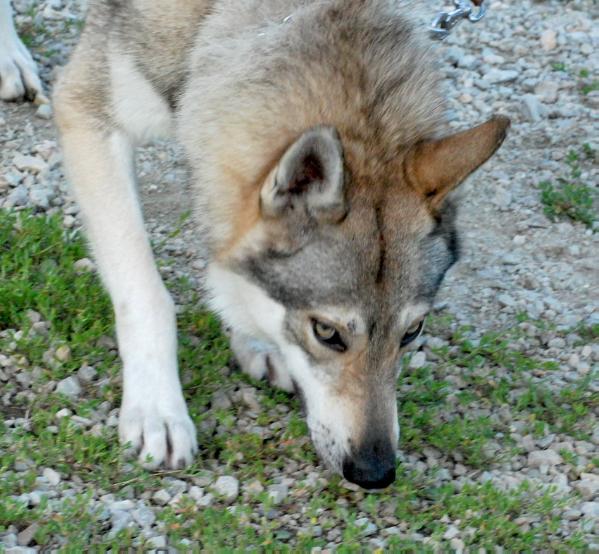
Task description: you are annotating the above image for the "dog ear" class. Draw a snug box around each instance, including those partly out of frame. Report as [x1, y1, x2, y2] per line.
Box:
[405, 116, 510, 209]
[261, 126, 346, 223]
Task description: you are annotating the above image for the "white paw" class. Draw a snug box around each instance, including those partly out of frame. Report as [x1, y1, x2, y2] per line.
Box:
[230, 333, 295, 392]
[0, 32, 46, 102]
[118, 398, 198, 469]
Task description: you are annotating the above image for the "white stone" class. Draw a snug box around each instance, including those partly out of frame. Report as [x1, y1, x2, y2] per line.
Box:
[527, 450, 562, 468]
[55, 408, 71, 419]
[241, 387, 261, 411]
[213, 476, 239, 502]
[189, 486, 204, 502]
[35, 103, 53, 120]
[55, 345, 71, 362]
[42, 468, 61, 486]
[521, 94, 544, 122]
[409, 351, 426, 369]
[450, 538, 465, 553]
[146, 535, 166, 549]
[13, 153, 47, 174]
[132, 505, 155, 528]
[483, 69, 519, 84]
[151, 489, 171, 506]
[535, 80, 559, 104]
[74, 258, 95, 273]
[497, 294, 515, 308]
[443, 525, 460, 540]
[581, 502, 599, 518]
[55, 376, 81, 397]
[5, 185, 28, 208]
[198, 493, 214, 507]
[355, 517, 377, 536]
[267, 483, 288, 505]
[540, 29, 557, 51]
[77, 364, 97, 383]
[575, 474, 599, 500]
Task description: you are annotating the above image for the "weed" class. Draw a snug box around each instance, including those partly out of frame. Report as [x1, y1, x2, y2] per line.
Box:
[539, 145, 597, 228]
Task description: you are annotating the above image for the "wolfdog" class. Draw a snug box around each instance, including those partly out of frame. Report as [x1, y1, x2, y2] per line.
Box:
[54, 0, 509, 489]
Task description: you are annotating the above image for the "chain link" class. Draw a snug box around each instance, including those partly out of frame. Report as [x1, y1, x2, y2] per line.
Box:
[429, 0, 489, 40]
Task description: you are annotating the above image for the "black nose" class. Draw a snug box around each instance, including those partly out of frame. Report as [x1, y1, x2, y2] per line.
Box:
[342, 442, 396, 489]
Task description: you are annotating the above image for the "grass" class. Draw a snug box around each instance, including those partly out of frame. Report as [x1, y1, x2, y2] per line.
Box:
[0, 209, 596, 550]
[539, 144, 597, 229]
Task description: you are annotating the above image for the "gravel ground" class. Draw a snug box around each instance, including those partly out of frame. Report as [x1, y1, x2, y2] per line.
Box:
[0, 0, 597, 551]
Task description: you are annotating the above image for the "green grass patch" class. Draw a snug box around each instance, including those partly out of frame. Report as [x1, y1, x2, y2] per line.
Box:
[539, 145, 597, 228]
[0, 210, 596, 549]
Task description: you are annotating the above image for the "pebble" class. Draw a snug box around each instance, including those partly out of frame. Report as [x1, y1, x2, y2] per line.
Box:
[540, 29, 557, 51]
[132, 505, 156, 528]
[77, 364, 97, 383]
[409, 351, 426, 369]
[563, 509, 582, 521]
[146, 535, 167, 549]
[13, 153, 47, 174]
[575, 474, 599, 500]
[5, 185, 28, 208]
[74, 258, 95, 273]
[197, 493, 214, 507]
[42, 468, 61, 486]
[211, 390, 232, 410]
[241, 387, 261, 411]
[212, 476, 239, 502]
[189, 486, 204, 502]
[521, 94, 545, 122]
[55, 345, 71, 362]
[55, 376, 81, 397]
[29, 187, 55, 209]
[109, 510, 132, 536]
[483, 69, 519, 84]
[581, 502, 599, 518]
[267, 483, 288, 505]
[151, 489, 171, 506]
[443, 525, 460, 540]
[16, 523, 38, 547]
[534, 80, 559, 104]
[497, 294, 515, 308]
[36, 103, 53, 120]
[450, 538, 466, 552]
[355, 518, 377, 537]
[528, 450, 562, 468]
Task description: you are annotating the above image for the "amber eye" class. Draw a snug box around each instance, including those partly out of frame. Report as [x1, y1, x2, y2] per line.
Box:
[312, 320, 347, 352]
[400, 320, 424, 347]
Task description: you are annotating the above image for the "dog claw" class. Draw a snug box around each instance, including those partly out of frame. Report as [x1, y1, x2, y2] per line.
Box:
[118, 404, 198, 470]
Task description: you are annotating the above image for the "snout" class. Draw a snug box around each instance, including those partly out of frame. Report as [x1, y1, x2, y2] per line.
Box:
[342, 439, 396, 489]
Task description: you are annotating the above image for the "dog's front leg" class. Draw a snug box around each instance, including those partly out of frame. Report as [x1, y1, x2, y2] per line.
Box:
[0, 0, 45, 102]
[56, 119, 197, 469]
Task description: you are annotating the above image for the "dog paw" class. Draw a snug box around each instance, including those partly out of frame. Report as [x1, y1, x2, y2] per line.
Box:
[230, 333, 294, 392]
[118, 400, 198, 469]
[0, 34, 46, 102]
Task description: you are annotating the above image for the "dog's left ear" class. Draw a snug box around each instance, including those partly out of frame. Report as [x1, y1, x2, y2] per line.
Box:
[261, 126, 346, 223]
[405, 115, 510, 209]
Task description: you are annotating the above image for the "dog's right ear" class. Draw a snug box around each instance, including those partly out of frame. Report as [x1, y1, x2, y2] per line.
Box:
[260, 126, 347, 223]
[405, 115, 510, 210]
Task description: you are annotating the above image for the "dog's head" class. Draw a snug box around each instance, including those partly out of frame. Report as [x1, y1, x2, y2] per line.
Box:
[208, 117, 508, 488]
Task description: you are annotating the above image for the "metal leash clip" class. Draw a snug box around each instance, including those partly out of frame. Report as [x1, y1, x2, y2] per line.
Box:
[429, 0, 488, 40]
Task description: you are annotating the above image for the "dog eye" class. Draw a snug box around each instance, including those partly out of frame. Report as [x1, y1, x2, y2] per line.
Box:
[312, 320, 347, 352]
[400, 320, 424, 347]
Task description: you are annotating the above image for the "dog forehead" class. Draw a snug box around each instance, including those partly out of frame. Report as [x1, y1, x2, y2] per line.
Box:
[242, 184, 438, 313]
